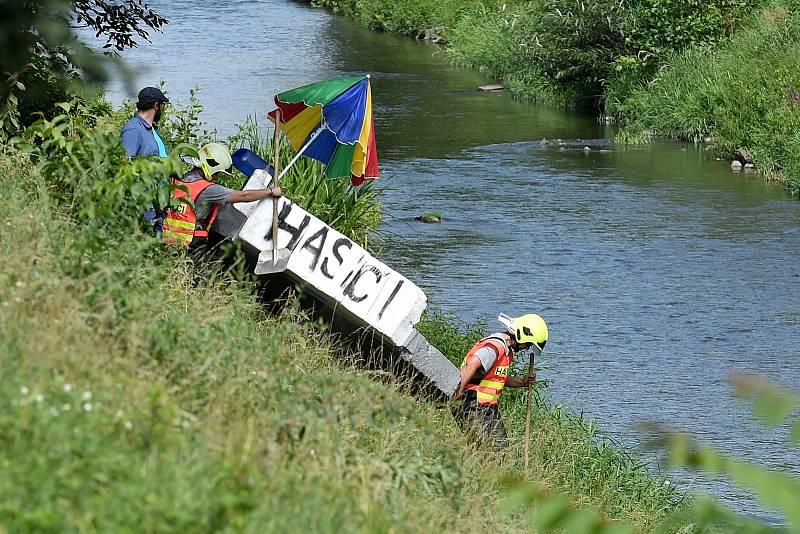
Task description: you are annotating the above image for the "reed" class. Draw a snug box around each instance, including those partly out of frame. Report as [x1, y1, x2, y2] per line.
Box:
[227, 116, 383, 250]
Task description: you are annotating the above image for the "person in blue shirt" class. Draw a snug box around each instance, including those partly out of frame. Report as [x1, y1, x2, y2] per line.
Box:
[120, 87, 170, 232]
[121, 86, 170, 158]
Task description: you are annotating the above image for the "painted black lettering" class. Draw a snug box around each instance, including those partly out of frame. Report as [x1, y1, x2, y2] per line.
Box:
[301, 227, 328, 271]
[321, 238, 353, 279]
[339, 255, 365, 288]
[265, 203, 310, 251]
[377, 280, 404, 320]
[343, 265, 383, 303]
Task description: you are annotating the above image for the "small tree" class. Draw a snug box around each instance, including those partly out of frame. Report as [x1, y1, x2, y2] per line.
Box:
[1, 0, 167, 131]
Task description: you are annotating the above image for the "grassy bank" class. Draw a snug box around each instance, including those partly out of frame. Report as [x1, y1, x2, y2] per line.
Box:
[616, 7, 800, 195]
[308, 0, 800, 195]
[0, 97, 678, 531]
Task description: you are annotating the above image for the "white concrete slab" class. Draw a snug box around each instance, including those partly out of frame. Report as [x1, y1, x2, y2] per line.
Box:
[235, 195, 427, 347]
[220, 190, 459, 395]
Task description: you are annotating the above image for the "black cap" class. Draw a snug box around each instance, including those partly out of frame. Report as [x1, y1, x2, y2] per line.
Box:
[137, 87, 169, 106]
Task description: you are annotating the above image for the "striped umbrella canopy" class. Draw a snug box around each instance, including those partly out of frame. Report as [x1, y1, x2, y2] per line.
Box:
[268, 75, 379, 186]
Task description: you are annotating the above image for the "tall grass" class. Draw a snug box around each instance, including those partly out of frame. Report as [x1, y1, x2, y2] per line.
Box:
[226, 116, 383, 250]
[0, 139, 489, 532]
[617, 6, 800, 195]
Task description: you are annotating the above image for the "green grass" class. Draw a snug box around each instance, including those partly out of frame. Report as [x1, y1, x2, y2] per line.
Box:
[0, 147, 492, 532]
[0, 100, 679, 530]
[617, 6, 800, 195]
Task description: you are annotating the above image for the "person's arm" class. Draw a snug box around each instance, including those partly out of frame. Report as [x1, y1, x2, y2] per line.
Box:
[454, 356, 482, 399]
[227, 186, 282, 204]
[120, 123, 141, 158]
[506, 372, 536, 388]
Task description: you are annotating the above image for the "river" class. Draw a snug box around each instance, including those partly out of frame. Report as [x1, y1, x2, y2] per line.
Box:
[98, 0, 800, 522]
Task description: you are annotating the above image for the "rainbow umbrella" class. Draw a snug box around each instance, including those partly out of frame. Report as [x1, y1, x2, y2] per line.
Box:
[268, 75, 379, 186]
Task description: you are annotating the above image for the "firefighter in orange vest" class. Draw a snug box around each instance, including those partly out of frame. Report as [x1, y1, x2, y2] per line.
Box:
[454, 313, 548, 444]
[163, 142, 282, 249]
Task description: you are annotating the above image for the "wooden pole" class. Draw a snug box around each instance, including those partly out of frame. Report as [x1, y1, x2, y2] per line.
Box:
[271, 110, 282, 264]
[524, 349, 535, 473]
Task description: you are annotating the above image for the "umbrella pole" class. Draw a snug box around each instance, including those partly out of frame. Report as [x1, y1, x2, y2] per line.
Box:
[271, 110, 282, 265]
[276, 127, 325, 182]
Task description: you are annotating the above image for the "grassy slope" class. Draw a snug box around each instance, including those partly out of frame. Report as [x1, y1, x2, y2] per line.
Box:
[0, 137, 675, 530]
[617, 7, 800, 195]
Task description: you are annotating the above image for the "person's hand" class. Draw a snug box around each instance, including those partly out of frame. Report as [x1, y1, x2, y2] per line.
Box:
[270, 186, 282, 198]
[522, 372, 536, 387]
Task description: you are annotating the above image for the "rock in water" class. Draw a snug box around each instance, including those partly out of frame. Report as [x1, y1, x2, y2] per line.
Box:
[731, 160, 743, 171]
[416, 214, 443, 224]
[424, 27, 446, 44]
[734, 147, 754, 165]
[478, 84, 504, 92]
[744, 163, 756, 172]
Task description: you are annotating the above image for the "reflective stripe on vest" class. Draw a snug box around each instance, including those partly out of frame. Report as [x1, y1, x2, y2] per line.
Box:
[461, 336, 514, 406]
[163, 177, 216, 247]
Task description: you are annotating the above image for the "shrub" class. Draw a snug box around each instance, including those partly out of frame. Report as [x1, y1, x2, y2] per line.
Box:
[618, 6, 800, 194]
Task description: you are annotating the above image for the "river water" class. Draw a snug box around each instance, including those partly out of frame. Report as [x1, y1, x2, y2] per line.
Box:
[99, 0, 800, 522]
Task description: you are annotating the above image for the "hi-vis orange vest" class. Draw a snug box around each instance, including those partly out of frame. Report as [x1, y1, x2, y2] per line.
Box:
[162, 177, 220, 247]
[461, 335, 514, 406]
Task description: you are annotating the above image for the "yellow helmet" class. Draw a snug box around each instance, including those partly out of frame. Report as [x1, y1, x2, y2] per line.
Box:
[499, 313, 548, 350]
[199, 142, 232, 178]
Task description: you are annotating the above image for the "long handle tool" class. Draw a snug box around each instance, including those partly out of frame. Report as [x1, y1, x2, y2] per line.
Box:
[254, 110, 292, 275]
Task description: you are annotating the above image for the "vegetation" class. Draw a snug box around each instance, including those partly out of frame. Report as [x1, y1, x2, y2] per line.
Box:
[1, 0, 168, 132]
[617, 6, 800, 195]
[307, 0, 800, 195]
[0, 97, 679, 531]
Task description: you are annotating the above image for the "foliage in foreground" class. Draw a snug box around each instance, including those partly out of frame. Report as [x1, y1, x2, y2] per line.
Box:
[1, 0, 168, 134]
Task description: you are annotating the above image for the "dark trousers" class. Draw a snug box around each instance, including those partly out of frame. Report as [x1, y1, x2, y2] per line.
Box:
[457, 391, 509, 447]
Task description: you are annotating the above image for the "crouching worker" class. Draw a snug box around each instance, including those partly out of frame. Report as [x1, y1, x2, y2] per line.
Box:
[454, 313, 548, 446]
[163, 142, 282, 250]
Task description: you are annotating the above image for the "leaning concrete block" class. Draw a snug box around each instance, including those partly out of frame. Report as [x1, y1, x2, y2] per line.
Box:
[213, 190, 458, 396]
[399, 330, 460, 398]
[232, 168, 272, 219]
[237, 197, 311, 255]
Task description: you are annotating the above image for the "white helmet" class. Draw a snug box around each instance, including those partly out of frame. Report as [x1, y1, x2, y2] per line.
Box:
[199, 142, 232, 178]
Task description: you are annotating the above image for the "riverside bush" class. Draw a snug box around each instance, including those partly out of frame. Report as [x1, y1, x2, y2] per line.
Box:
[309, 0, 764, 108]
[618, 6, 800, 194]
